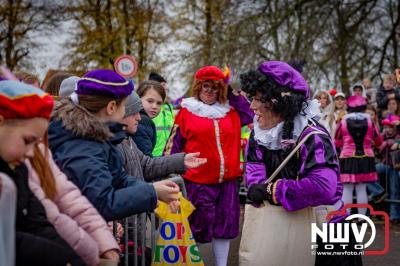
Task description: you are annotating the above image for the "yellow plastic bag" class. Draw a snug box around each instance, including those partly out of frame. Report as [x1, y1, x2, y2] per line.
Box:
[152, 195, 204, 266]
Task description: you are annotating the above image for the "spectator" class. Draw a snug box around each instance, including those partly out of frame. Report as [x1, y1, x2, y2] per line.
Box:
[134, 80, 165, 156]
[363, 77, 377, 107]
[59, 76, 80, 98]
[0, 172, 16, 266]
[377, 74, 400, 110]
[48, 69, 180, 221]
[148, 72, 176, 157]
[0, 80, 85, 265]
[375, 115, 400, 224]
[382, 98, 400, 118]
[351, 83, 367, 98]
[44, 72, 74, 97]
[314, 90, 335, 137]
[333, 92, 347, 123]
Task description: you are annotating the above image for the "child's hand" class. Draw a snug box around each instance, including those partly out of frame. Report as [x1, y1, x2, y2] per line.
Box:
[391, 143, 399, 150]
[101, 249, 120, 261]
[107, 222, 124, 242]
[168, 200, 181, 213]
[153, 180, 180, 204]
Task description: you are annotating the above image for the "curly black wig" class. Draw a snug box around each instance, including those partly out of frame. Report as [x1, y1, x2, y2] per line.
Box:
[240, 69, 308, 141]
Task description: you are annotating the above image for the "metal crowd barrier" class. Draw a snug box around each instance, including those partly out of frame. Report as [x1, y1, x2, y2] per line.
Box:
[113, 175, 187, 266]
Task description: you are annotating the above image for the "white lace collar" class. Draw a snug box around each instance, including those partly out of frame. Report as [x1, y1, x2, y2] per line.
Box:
[344, 112, 370, 120]
[181, 97, 231, 118]
[254, 99, 319, 150]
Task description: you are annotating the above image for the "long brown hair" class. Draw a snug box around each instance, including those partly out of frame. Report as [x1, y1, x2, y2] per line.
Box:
[30, 131, 57, 200]
[191, 79, 228, 104]
[44, 72, 73, 96]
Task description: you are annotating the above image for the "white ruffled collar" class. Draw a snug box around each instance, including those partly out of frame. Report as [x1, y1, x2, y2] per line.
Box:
[344, 112, 370, 120]
[181, 97, 231, 118]
[254, 99, 320, 150]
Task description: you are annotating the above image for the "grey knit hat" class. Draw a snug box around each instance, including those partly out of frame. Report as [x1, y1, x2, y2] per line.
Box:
[125, 91, 143, 117]
[59, 76, 80, 97]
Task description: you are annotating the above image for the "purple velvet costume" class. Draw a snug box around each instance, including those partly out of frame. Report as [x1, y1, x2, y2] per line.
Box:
[246, 123, 343, 213]
[168, 90, 253, 243]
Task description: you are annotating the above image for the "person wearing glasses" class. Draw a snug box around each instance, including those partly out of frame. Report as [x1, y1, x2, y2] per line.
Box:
[165, 65, 253, 266]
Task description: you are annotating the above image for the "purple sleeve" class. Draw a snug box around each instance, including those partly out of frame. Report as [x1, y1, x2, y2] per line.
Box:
[274, 132, 342, 211]
[164, 125, 185, 155]
[244, 133, 267, 187]
[228, 90, 254, 126]
[275, 167, 339, 211]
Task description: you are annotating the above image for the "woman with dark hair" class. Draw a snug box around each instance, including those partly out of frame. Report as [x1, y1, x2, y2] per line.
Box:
[165, 65, 253, 266]
[238, 61, 359, 266]
[335, 95, 383, 216]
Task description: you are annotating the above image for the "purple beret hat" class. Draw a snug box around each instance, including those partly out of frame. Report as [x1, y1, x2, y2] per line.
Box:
[258, 61, 310, 98]
[76, 69, 133, 99]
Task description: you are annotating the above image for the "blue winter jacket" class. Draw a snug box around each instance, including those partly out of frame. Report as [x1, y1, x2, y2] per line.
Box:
[48, 100, 157, 221]
[132, 109, 156, 157]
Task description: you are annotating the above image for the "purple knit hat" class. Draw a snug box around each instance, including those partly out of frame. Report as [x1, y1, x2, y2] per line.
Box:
[258, 61, 310, 98]
[76, 69, 133, 99]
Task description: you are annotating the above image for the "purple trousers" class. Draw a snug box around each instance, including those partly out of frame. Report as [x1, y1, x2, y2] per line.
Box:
[185, 179, 240, 243]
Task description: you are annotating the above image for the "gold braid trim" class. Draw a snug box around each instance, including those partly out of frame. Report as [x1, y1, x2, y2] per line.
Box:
[272, 179, 281, 204]
[164, 124, 179, 155]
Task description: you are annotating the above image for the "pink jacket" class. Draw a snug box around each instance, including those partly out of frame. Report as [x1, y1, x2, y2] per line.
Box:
[335, 113, 383, 158]
[25, 145, 119, 266]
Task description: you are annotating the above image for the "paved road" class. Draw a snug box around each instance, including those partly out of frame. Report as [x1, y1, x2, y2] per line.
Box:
[199, 206, 400, 266]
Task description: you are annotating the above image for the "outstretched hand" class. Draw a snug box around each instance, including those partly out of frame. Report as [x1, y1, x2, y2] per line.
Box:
[184, 152, 207, 169]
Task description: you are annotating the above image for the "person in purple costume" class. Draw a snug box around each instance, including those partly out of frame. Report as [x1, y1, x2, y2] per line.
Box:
[238, 61, 362, 266]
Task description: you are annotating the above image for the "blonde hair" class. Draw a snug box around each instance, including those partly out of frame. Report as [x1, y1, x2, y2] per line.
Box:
[383, 74, 395, 83]
[191, 79, 228, 104]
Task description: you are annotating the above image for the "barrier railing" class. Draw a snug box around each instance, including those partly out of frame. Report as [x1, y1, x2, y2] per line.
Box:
[113, 175, 186, 266]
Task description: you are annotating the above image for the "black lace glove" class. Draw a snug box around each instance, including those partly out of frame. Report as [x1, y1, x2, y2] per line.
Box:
[247, 181, 281, 205]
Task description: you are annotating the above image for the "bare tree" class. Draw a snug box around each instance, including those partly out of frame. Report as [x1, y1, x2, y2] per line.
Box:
[0, 0, 63, 70]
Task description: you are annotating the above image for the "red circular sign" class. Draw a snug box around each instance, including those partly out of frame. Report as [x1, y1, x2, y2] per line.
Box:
[114, 55, 138, 78]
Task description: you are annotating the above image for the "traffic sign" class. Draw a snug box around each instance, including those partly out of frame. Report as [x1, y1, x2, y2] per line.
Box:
[114, 55, 138, 78]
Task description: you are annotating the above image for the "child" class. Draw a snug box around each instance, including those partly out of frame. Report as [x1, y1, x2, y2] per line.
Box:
[376, 115, 400, 224]
[48, 69, 180, 222]
[377, 74, 400, 110]
[335, 95, 383, 216]
[366, 104, 380, 128]
[0, 170, 16, 266]
[133, 80, 165, 156]
[0, 80, 119, 265]
[117, 92, 206, 263]
[119, 91, 206, 181]
[382, 98, 400, 118]
[148, 72, 176, 157]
